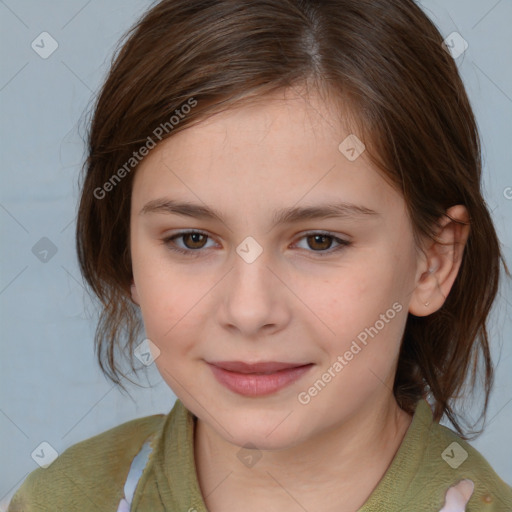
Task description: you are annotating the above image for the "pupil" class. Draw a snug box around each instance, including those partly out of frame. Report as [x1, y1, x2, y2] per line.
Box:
[187, 233, 205, 248]
[310, 235, 330, 250]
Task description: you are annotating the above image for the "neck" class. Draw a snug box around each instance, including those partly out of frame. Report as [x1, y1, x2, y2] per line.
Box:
[194, 394, 412, 512]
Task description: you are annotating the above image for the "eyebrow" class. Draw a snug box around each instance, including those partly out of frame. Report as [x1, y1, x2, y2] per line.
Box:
[139, 198, 379, 226]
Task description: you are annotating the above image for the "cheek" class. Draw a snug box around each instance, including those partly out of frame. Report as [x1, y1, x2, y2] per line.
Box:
[137, 275, 196, 341]
[131, 248, 187, 343]
[321, 260, 395, 324]
[306, 250, 409, 361]
[132, 257, 218, 365]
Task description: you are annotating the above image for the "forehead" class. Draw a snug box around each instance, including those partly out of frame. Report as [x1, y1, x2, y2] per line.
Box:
[131, 89, 400, 221]
[174, 87, 350, 155]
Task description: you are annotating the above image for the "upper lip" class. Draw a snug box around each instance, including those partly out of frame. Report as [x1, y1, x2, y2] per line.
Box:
[208, 361, 312, 374]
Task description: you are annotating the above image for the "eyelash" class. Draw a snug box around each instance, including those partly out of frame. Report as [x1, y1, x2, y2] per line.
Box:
[161, 230, 351, 258]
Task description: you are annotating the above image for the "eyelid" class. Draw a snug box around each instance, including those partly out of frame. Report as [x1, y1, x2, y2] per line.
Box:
[161, 229, 218, 256]
[161, 229, 351, 257]
[291, 230, 351, 256]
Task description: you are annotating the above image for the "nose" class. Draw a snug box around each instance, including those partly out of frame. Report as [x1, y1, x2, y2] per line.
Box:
[217, 247, 291, 338]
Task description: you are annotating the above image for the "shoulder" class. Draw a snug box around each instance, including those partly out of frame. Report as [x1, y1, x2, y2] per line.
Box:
[8, 413, 166, 512]
[425, 417, 512, 511]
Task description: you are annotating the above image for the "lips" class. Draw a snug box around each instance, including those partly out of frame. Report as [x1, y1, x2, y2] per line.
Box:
[207, 360, 314, 396]
[209, 360, 309, 374]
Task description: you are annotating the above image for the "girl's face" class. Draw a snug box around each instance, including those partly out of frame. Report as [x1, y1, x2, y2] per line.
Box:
[130, 88, 423, 450]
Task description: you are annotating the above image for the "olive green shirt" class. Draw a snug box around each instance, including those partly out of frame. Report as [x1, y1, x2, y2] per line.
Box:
[8, 398, 512, 511]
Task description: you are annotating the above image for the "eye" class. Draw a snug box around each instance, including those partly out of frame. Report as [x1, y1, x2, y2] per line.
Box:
[161, 230, 351, 257]
[293, 231, 351, 256]
[162, 230, 215, 256]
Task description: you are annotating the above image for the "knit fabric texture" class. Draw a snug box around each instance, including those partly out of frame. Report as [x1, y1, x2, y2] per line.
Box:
[8, 398, 512, 511]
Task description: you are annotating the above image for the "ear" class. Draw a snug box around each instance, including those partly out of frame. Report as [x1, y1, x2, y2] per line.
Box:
[409, 205, 470, 316]
[130, 281, 140, 306]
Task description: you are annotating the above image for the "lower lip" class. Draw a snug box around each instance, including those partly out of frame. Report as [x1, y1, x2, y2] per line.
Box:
[208, 363, 313, 397]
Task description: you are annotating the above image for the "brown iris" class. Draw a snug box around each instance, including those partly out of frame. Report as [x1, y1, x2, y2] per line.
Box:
[182, 232, 208, 249]
[306, 234, 333, 251]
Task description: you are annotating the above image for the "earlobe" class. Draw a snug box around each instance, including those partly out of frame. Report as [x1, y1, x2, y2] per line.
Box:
[130, 282, 140, 306]
[409, 205, 470, 317]
[409, 264, 443, 316]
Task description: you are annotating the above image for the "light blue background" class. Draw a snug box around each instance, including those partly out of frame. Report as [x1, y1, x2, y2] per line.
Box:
[1, 0, 511, 506]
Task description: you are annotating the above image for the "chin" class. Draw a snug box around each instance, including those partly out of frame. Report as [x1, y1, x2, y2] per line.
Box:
[215, 409, 311, 451]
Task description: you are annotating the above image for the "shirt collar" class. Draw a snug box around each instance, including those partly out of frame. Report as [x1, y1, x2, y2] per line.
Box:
[153, 398, 433, 511]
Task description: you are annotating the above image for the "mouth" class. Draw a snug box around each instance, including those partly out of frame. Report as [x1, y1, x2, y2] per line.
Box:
[207, 360, 314, 396]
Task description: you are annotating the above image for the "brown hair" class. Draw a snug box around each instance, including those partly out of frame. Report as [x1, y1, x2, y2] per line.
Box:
[76, 0, 509, 438]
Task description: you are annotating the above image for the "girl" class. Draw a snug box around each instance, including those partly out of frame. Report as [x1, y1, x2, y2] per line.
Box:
[9, 0, 511, 510]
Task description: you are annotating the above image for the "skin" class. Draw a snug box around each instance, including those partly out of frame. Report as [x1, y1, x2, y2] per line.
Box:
[129, 87, 470, 512]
